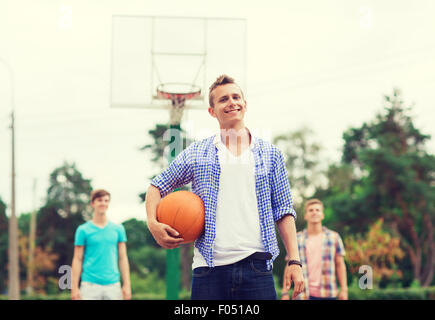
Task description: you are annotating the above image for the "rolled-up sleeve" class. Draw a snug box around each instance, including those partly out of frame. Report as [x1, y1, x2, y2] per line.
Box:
[270, 149, 297, 221]
[336, 233, 346, 256]
[150, 146, 194, 198]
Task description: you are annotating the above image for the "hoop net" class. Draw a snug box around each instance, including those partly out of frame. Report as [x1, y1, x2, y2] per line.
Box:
[156, 83, 202, 124]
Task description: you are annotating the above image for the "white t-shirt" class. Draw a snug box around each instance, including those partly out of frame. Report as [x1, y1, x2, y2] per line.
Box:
[192, 133, 265, 269]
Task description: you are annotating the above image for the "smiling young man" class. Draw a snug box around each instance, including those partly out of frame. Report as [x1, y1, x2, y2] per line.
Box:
[71, 189, 131, 300]
[282, 198, 348, 300]
[146, 75, 304, 300]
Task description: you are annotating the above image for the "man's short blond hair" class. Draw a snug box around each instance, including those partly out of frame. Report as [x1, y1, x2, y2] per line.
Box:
[304, 198, 324, 212]
[208, 74, 244, 107]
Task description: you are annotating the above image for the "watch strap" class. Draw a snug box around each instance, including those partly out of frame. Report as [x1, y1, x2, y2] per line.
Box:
[287, 260, 302, 267]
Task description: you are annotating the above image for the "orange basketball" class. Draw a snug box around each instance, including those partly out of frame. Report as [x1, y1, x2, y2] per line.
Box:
[156, 191, 205, 244]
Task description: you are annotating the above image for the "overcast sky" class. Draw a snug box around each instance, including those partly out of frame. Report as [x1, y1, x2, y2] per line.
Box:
[1, 0, 434, 224]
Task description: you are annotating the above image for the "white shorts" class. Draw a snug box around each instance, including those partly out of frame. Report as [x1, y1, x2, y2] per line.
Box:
[80, 281, 122, 300]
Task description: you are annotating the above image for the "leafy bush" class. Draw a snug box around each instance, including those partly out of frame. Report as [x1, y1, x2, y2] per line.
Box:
[349, 286, 435, 300]
[5, 286, 435, 300]
[130, 271, 165, 297]
[277, 286, 435, 300]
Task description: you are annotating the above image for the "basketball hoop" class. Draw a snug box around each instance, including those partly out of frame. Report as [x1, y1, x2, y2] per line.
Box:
[156, 83, 202, 124]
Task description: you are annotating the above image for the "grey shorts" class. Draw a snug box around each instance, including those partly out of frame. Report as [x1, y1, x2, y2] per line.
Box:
[80, 281, 122, 300]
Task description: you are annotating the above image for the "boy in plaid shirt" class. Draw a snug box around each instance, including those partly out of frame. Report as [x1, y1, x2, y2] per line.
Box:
[146, 75, 304, 300]
[282, 198, 348, 300]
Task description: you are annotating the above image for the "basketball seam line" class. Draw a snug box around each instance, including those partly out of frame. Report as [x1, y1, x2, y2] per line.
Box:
[172, 206, 183, 230]
[181, 204, 204, 238]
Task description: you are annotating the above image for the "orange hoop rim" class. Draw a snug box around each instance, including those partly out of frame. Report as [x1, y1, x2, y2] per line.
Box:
[156, 83, 202, 101]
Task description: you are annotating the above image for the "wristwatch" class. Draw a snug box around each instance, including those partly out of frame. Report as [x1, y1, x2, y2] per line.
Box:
[287, 260, 302, 267]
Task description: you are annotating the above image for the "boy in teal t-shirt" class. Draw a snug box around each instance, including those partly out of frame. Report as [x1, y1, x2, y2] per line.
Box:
[71, 189, 131, 300]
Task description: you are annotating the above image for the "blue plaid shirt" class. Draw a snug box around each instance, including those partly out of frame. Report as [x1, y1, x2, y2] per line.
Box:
[151, 134, 297, 269]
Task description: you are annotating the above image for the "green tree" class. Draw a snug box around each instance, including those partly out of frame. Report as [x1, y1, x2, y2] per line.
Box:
[36, 162, 92, 292]
[140, 123, 195, 292]
[345, 218, 405, 288]
[141, 124, 174, 173]
[314, 163, 365, 236]
[123, 218, 159, 250]
[46, 161, 93, 220]
[273, 127, 325, 229]
[122, 218, 166, 279]
[323, 88, 435, 286]
[272, 127, 324, 284]
[17, 227, 59, 294]
[139, 124, 192, 202]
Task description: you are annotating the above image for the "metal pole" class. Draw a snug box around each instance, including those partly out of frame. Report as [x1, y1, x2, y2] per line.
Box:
[1, 57, 20, 300]
[26, 179, 37, 295]
[165, 124, 181, 300]
[9, 111, 20, 300]
[166, 99, 186, 300]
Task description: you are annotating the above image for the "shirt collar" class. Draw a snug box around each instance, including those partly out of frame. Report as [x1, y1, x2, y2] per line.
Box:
[213, 128, 256, 150]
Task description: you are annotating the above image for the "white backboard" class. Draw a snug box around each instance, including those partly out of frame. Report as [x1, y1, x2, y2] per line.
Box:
[110, 15, 247, 110]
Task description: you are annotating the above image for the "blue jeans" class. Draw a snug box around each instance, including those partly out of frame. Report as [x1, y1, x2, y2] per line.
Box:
[191, 257, 277, 300]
